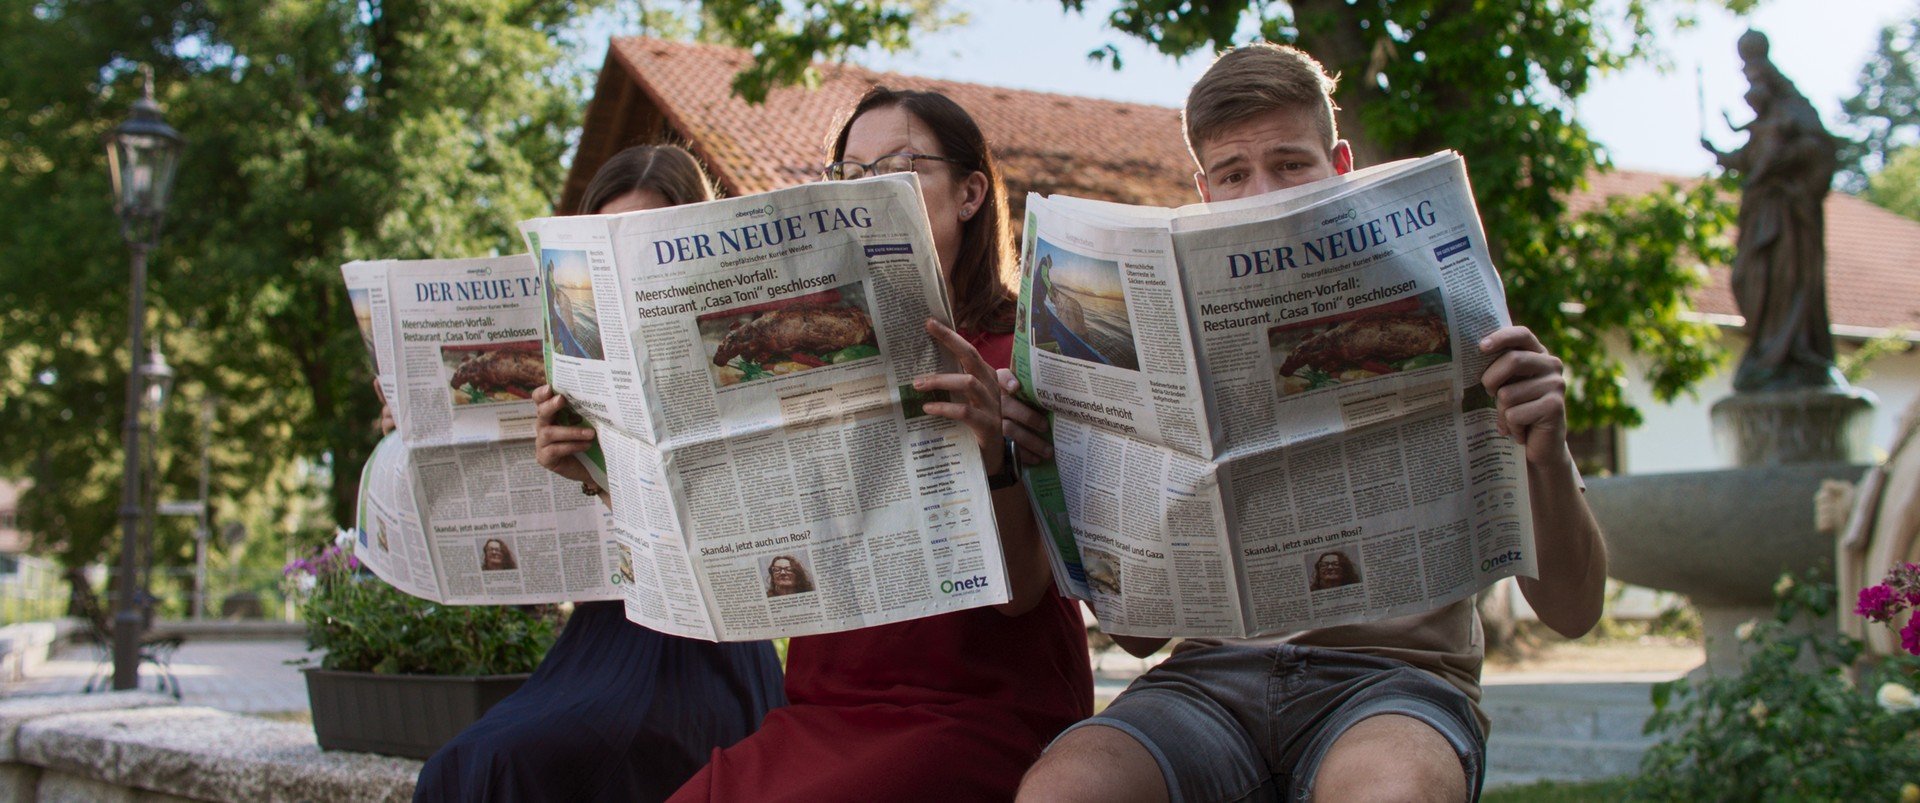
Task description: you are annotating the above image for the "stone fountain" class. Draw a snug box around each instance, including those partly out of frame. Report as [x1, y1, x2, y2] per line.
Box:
[1585, 30, 1875, 675]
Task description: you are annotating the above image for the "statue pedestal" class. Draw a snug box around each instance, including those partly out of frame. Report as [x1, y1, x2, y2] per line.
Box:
[1710, 387, 1877, 466]
[1596, 386, 1875, 676]
[1591, 463, 1868, 676]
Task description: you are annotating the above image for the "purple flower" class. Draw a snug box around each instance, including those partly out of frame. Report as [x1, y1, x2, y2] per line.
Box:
[1858, 584, 1899, 623]
[1904, 611, 1920, 657]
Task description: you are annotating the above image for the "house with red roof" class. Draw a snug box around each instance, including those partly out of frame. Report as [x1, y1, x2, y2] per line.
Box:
[568, 37, 1920, 475]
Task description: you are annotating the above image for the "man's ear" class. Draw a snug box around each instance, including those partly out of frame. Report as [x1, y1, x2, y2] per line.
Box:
[1332, 140, 1354, 175]
[1194, 170, 1212, 203]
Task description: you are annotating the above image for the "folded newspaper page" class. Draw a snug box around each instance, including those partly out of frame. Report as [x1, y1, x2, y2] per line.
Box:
[519, 175, 1011, 641]
[342, 255, 624, 605]
[1013, 152, 1538, 638]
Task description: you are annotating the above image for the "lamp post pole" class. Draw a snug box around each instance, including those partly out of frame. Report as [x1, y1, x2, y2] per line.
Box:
[194, 396, 213, 620]
[111, 243, 151, 690]
[105, 65, 184, 692]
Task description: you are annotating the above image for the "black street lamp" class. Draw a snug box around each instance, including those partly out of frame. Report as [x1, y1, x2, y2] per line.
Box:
[106, 65, 184, 692]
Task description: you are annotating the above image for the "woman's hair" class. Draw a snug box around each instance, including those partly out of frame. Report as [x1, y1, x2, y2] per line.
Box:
[578, 144, 718, 215]
[828, 87, 1016, 334]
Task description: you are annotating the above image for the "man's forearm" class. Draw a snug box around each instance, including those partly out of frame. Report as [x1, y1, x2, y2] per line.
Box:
[1516, 448, 1608, 638]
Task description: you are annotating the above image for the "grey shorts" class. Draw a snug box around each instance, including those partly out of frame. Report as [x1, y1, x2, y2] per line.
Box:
[1060, 642, 1485, 802]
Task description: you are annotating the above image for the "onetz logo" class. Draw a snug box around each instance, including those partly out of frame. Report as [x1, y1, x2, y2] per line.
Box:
[1481, 550, 1523, 572]
[940, 575, 990, 594]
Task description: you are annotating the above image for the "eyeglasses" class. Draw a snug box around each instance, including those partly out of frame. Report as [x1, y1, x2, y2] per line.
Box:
[822, 152, 972, 181]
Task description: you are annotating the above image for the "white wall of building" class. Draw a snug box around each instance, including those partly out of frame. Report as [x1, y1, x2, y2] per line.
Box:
[1616, 330, 1920, 475]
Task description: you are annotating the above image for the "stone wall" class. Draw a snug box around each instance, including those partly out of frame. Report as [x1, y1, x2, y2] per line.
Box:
[0, 692, 420, 802]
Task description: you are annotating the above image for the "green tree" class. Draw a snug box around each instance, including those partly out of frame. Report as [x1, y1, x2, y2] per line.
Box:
[1840, 10, 1920, 192]
[1867, 144, 1920, 219]
[0, 0, 610, 578]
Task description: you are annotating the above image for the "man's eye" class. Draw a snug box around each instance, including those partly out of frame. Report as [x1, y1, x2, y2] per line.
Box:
[1220, 172, 1246, 185]
[1281, 162, 1305, 172]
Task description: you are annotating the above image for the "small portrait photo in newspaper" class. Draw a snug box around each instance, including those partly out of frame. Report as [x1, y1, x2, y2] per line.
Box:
[697, 281, 881, 389]
[1027, 237, 1140, 372]
[1308, 549, 1362, 592]
[543, 248, 605, 361]
[762, 552, 817, 598]
[1268, 286, 1451, 398]
[480, 537, 519, 572]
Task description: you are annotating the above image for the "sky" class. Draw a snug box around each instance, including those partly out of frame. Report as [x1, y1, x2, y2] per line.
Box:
[842, 0, 1915, 176]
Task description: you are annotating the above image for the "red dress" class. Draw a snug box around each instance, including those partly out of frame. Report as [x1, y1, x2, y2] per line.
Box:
[669, 331, 1094, 802]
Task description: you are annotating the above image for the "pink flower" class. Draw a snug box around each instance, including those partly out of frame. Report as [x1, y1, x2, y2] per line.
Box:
[1858, 584, 1899, 622]
[1903, 611, 1920, 657]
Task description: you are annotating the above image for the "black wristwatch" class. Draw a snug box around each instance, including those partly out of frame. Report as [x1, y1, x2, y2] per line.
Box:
[987, 436, 1021, 490]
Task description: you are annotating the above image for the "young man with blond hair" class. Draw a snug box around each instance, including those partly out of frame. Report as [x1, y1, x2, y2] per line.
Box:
[1011, 43, 1608, 803]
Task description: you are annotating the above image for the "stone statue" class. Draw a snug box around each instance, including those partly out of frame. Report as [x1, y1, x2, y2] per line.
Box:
[1702, 30, 1844, 392]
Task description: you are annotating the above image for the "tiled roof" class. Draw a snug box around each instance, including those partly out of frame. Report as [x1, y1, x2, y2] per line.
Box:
[564, 38, 1196, 216]
[568, 37, 1920, 335]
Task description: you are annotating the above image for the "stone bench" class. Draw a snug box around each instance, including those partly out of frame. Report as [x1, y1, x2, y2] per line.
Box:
[0, 620, 85, 683]
[0, 692, 420, 802]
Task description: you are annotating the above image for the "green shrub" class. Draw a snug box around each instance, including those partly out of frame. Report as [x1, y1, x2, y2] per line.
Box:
[285, 537, 556, 675]
[1633, 571, 1920, 801]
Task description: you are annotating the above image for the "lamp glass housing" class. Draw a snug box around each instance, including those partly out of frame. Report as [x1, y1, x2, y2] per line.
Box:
[105, 96, 184, 241]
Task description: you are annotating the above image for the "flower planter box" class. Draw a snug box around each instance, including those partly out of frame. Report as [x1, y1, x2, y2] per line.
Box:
[303, 667, 528, 759]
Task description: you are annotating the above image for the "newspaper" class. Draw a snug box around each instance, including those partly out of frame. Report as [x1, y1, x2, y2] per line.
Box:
[518, 175, 1011, 641]
[1013, 152, 1538, 638]
[342, 255, 624, 605]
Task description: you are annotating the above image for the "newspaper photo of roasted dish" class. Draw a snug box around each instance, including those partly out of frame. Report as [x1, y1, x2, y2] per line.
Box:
[698, 281, 880, 388]
[443, 340, 545, 405]
[1269, 288, 1451, 397]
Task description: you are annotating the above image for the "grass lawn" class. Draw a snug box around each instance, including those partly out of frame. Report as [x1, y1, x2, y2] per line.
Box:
[1484, 778, 1634, 801]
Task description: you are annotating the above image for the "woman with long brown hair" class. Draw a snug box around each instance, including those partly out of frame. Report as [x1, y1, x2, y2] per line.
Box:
[414, 145, 785, 803]
[658, 87, 1093, 802]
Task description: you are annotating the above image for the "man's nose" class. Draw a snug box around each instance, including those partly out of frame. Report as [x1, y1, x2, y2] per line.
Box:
[1247, 171, 1283, 198]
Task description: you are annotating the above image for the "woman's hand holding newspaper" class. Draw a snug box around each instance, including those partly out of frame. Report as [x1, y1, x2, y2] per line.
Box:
[914, 319, 1008, 477]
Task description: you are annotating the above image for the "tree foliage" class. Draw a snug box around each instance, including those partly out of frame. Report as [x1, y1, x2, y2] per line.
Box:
[1840, 9, 1920, 192]
[630, 0, 962, 102]
[1867, 145, 1920, 220]
[0, 0, 610, 574]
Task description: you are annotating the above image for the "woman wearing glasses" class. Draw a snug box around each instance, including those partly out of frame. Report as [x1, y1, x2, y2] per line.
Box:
[663, 87, 1093, 802]
[415, 145, 787, 803]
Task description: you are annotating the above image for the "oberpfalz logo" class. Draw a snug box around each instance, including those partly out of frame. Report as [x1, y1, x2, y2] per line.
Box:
[1319, 207, 1357, 227]
[734, 202, 778, 219]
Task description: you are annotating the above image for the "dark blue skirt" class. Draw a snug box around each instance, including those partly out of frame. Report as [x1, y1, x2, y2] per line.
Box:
[414, 601, 785, 802]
